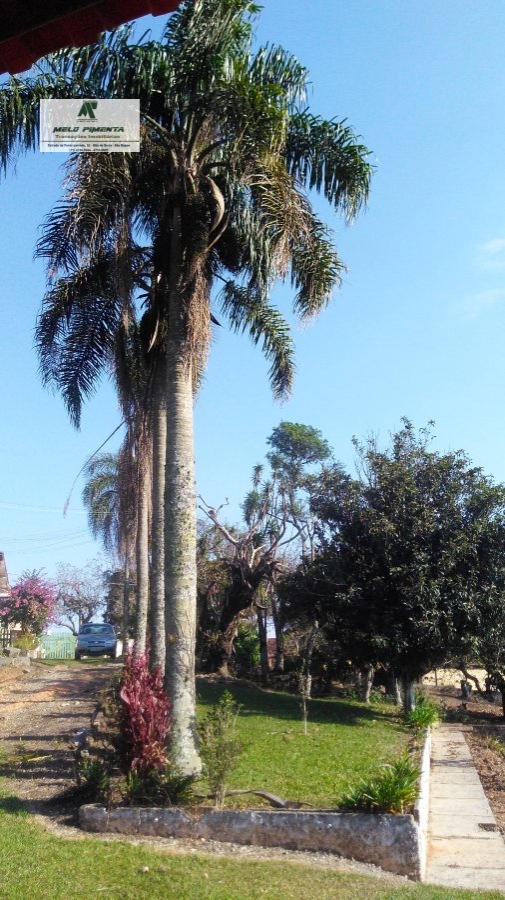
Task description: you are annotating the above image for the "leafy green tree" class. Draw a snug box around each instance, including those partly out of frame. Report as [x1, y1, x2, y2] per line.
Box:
[0, 0, 371, 772]
[285, 420, 505, 709]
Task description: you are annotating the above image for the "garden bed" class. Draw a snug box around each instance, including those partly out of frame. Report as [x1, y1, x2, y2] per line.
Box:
[80, 729, 431, 880]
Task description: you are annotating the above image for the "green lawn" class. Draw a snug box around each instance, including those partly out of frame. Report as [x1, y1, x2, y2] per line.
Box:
[196, 680, 409, 806]
[0, 793, 503, 900]
[0, 680, 502, 898]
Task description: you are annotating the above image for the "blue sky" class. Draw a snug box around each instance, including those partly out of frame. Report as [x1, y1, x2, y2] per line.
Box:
[2, 0, 505, 583]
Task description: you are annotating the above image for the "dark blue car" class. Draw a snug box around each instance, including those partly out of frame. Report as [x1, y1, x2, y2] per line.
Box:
[75, 623, 117, 660]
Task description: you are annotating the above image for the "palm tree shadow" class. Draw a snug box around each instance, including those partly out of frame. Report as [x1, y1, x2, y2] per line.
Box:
[196, 679, 400, 726]
[0, 795, 26, 816]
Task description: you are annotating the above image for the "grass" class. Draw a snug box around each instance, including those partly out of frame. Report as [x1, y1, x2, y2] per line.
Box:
[0, 792, 503, 899]
[0, 678, 503, 898]
[195, 680, 409, 807]
[37, 657, 122, 667]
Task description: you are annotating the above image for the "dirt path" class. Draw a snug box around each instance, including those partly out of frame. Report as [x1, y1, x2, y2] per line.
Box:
[0, 661, 117, 804]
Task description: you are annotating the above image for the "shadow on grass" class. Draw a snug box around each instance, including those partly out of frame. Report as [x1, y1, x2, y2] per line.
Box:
[0, 795, 27, 816]
[196, 679, 400, 727]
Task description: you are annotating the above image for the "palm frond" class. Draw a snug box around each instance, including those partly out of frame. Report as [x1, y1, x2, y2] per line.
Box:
[290, 214, 346, 320]
[286, 111, 373, 221]
[248, 43, 308, 109]
[35, 262, 125, 427]
[0, 77, 73, 173]
[219, 281, 295, 399]
[36, 152, 133, 274]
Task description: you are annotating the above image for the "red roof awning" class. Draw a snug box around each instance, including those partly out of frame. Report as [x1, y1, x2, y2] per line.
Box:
[0, 1, 181, 76]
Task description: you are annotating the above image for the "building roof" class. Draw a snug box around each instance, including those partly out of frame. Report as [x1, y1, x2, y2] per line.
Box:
[0, 1, 181, 75]
[0, 552, 10, 597]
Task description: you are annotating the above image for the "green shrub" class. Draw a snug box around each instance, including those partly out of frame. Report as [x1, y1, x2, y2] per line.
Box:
[11, 634, 38, 652]
[342, 688, 359, 701]
[198, 690, 244, 808]
[234, 625, 260, 675]
[339, 751, 421, 814]
[404, 693, 440, 730]
[74, 755, 111, 803]
[122, 765, 195, 807]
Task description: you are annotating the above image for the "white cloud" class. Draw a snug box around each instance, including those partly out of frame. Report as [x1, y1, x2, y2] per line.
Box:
[460, 287, 505, 320]
[476, 238, 505, 272]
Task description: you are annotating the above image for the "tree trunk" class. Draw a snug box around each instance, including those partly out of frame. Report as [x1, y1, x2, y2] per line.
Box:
[164, 220, 202, 776]
[134, 445, 150, 654]
[401, 676, 416, 712]
[386, 673, 402, 705]
[256, 605, 270, 683]
[122, 555, 131, 651]
[216, 618, 239, 677]
[271, 596, 284, 672]
[150, 359, 167, 672]
[361, 665, 374, 703]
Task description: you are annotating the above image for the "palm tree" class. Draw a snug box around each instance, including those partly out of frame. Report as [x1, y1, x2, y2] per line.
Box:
[82, 447, 137, 643]
[0, 0, 372, 774]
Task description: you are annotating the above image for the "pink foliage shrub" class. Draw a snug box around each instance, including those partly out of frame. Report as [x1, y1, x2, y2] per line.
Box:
[118, 650, 170, 775]
[2, 570, 56, 633]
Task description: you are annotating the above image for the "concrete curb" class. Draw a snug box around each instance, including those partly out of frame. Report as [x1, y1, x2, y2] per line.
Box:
[0, 655, 31, 667]
[414, 725, 432, 880]
[80, 804, 422, 877]
[80, 733, 431, 881]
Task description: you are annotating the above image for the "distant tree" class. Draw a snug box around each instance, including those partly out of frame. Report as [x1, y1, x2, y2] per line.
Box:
[285, 420, 505, 709]
[2, 571, 56, 634]
[53, 561, 107, 635]
[267, 421, 332, 561]
[198, 422, 332, 678]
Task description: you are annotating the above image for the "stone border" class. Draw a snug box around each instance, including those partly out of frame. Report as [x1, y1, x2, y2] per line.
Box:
[80, 803, 422, 877]
[80, 731, 431, 881]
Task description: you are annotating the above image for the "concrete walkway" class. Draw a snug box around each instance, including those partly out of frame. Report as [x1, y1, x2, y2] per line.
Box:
[426, 725, 505, 891]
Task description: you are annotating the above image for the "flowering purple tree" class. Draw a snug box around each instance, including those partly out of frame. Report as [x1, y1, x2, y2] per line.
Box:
[2, 570, 57, 634]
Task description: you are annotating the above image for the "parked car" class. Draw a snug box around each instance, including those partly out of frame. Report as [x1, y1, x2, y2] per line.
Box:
[75, 623, 117, 660]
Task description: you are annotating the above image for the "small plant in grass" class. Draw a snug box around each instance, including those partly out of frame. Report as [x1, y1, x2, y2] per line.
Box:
[482, 734, 505, 757]
[339, 751, 421, 814]
[74, 755, 111, 803]
[198, 690, 243, 808]
[342, 688, 359, 701]
[404, 693, 440, 731]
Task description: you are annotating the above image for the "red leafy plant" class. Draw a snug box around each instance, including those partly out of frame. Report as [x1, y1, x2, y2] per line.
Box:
[118, 650, 170, 776]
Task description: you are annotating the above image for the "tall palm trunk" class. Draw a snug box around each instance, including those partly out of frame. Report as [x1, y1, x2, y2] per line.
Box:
[122, 553, 131, 652]
[164, 211, 202, 776]
[134, 444, 150, 654]
[150, 358, 167, 672]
